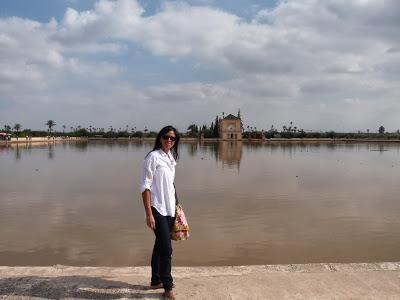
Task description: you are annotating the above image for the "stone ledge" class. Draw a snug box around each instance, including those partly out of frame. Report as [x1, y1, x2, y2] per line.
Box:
[1, 262, 399, 278]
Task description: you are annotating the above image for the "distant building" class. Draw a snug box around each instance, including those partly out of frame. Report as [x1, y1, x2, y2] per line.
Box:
[219, 114, 242, 140]
[0, 132, 11, 141]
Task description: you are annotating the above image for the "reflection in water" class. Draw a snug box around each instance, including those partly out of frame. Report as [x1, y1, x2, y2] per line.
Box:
[218, 141, 242, 169]
[1, 141, 400, 266]
[187, 142, 198, 157]
[72, 141, 89, 152]
[369, 143, 390, 153]
[15, 144, 21, 161]
[8, 143, 32, 161]
[196, 141, 243, 170]
[48, 143, 55, 160]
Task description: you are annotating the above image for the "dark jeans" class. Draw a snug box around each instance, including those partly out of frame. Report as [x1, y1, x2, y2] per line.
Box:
[151, 207, 175, 291]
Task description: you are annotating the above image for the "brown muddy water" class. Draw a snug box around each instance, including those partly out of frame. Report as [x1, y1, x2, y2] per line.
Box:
[1, 141, 400, 266]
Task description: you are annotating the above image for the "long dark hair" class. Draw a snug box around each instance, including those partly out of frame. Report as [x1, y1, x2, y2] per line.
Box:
[148, 125, 180, 160]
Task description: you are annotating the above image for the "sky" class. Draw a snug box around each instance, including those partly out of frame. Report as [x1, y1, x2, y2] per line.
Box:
[0, 0, 399, 133]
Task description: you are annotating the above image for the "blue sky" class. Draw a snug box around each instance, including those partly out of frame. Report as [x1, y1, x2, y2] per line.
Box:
[0, 0, 97, 22]
[0, 0, 399, 132]
[0, 0, 277, 22]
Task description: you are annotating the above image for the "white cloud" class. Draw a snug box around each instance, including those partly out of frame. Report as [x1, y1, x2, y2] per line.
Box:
[0, 0, 400, 132]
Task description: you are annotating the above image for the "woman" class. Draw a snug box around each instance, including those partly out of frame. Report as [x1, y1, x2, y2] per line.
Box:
[141, 125, 180, 300]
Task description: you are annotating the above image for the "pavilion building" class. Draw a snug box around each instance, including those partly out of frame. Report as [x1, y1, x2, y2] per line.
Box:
[218, 114, 242, 140]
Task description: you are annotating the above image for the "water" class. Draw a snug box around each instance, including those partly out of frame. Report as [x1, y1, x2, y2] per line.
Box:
[1, 141, 400, 266]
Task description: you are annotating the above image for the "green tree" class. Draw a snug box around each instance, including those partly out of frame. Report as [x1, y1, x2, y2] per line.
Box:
[213, 115, 219, 138]
[76, 128, 89, 136]
[13, 123, 21, 139]
[3, 125, 11, 133]
[326, 131, 336, 139]
[187, 124, 199, 137]
[45, 120, 56, 135]
[378, 126, 385, 134]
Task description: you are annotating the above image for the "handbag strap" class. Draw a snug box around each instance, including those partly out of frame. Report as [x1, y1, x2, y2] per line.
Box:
[173, 182, 180, 205]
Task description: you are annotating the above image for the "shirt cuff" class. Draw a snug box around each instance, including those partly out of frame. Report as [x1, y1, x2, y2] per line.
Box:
[141, 183, 152, 193]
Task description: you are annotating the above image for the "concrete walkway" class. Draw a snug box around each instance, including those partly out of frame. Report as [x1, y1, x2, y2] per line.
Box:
[1, 262, 399, 299]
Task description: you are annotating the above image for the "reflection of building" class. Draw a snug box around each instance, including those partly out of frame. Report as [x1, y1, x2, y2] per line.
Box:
[219, 114, 242, 140]
[218, 141, 242, 169]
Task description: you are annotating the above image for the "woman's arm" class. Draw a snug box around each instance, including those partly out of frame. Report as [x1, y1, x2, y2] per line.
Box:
[142, 189, 155, 230]
[141, 153, 157, 230]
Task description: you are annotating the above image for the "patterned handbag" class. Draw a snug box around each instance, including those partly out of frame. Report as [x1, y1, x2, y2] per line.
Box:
[171, 184, 189, 241]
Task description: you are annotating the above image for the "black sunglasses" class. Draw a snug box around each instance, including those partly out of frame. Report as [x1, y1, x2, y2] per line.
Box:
[162, 135, 177, 142]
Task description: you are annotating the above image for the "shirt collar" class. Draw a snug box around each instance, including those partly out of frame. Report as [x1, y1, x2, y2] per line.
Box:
[158, 148, 173, 158]
[158, 148, 176, 165]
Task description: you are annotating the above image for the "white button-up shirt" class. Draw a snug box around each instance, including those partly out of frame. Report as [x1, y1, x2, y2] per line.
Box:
[141, 149, 176, 217]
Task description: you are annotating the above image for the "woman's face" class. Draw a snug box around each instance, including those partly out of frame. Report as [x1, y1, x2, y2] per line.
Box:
[160, 130, 176, 152]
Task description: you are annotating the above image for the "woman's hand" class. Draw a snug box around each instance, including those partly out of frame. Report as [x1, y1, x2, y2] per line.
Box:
[146, 214, 156, 231]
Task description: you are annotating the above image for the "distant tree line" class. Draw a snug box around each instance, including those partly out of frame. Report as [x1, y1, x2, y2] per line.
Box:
[242, 122, 398, 139]
[2, 119, 215, 139]
[186, 115, 220, 138]
[1, 119, 399, 140]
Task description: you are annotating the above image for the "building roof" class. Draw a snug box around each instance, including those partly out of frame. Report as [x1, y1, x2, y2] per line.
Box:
[223, 114, 240, 120]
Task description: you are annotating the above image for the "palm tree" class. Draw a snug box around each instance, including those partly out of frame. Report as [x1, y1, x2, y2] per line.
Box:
[13, 123, 21, 140]
[4, 125, 11, 133]
[62, 125, 66, 134]
[45, 120, 56, 135]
